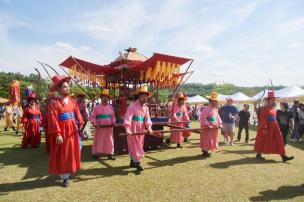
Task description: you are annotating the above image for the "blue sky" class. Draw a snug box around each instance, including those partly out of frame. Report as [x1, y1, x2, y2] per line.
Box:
[0, 0, 303, 86]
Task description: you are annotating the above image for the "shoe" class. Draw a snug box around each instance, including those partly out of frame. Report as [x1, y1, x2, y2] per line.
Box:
[165, 138, 171, 145]
[12, 127, 15, 131]
[202, 151, 209, 158]
[92, 155, 99, 160]
[290, 138, 297, 142]
[177, 144, 183, 148]
[245, 140, 249, 144]
[256, 153, 265, 160]
[282, 155, 294, 162]
[107, 154, 115, 160]
[183, 138, 188, 143]
[62, 178, 70, 187]
[4, 127, 7, 131]
[15, 131, 19, 135]
[135, 163, 143, 172]
[223, 139, 227, 144]
[129, 160, 136, 168]
[207, 152, 211, 157]
[229, 142, 234, 146]
[298, 138, 303, 142]
[225, 142, 229, 145]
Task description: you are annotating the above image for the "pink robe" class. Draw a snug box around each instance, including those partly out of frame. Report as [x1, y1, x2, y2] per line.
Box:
[124, 100, 152, 162]
[170, 104, 189, 144]
[200, 105, 222, 151]
[90, 104, 116, 155]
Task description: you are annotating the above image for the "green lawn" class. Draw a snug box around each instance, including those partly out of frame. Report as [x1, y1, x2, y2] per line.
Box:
[0, 120, 304, 201]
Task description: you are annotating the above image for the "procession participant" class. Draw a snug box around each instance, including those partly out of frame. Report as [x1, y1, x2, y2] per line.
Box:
[47, 75, 83, 187]
[221, 98, 238, 145]
[75, 92, 89, 151]
[90, 89, 116, 160]
[21, 93, 41, 148]
[15, 103, 23, 135]
[200, 92, 222, 158]
[166, 93, 190, 148]
[4, 103, 15, 131]
[254, 91, 294, 162]
[41, 90, 56, 154]
[124, 86, 153, 173]
[182, 103, 192, 143]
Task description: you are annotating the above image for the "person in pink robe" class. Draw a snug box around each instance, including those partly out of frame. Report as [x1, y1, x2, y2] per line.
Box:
[166, 93, 190, 148]
[200, 92, 223, 158]
[90, 89, 116, 160]
[124, 86, 153, 173]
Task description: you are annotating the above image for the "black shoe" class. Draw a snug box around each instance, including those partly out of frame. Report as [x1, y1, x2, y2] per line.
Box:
[184, 138, 188, 143]
[202, 151, 209, 158]
[165, 138, 171, 145]
[107, 154, 115, 160]
[62, 178, 70, 187]
[256, 153, 265, 160]
[177, 144, 183, 148]
[12, 127, 15, 131]
[130, 160, 136, 168]
[92, 155, 99, 160]
[4, 127, 7, 131]
[207, 152, 211, 157]
[135, 163, 143, 172]
[281, 155, 294, 162]
[15, 131, 19, 135]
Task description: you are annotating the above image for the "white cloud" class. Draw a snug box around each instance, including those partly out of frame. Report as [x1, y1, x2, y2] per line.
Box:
[290, 42, 303, 48]
[279, 16, 304, 33]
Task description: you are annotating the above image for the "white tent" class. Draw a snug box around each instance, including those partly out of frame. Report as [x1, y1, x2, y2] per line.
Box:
[186, 95, 208, 103]
[228, 92, 250, 101]
[219, 94, 228, 101]
[250, 89, 271, 101]
[275, 85, 304, 98]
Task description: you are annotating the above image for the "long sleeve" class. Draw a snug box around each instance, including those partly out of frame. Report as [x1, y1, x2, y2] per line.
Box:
[111, 105, 116, 125]
[216, 110, 222, 126]
[47, 101, 61, 137]
[89, 107, 97, 126]
[200, 108, 209, 127]
[74, 103, 84, 128]
[144, 107, 152, 130]
[124, 104, 133, 131]
[258, 107, 268, 130]
[21, 108, 28, 124]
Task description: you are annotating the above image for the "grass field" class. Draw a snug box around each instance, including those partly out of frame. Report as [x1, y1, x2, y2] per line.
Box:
[0, 119, 304, 201]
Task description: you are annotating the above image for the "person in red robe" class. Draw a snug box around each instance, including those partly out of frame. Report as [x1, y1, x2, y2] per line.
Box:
[254, 91, 294, 162]
[47, 75, 83, 187]
[21, 93, 41, 148]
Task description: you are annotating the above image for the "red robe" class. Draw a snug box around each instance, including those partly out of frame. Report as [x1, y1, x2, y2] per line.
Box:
[21, 105, 41, 147]
[254, 106, 285, 155]
[47, 96, 83, 174]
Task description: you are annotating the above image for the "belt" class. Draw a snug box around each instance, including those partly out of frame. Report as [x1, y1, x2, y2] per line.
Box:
[96, 114, 111, 119]
[267, 115, 276, 122]
[132, 115, 144, 122]
[176, 112, 183, 117]
[207, 116, 216, 122]
[58, 112, 75, 121]
[29, 114, 40, 120]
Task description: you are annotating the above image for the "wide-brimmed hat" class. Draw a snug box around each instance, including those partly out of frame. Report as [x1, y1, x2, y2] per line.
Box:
[138, 85, 149, 96]
[50, 75, 71, 92]
[100, 89, 111, 98]
[206, 92, 219, 101]
[267, 91, 279, 99]
[26, 93, 37, 100]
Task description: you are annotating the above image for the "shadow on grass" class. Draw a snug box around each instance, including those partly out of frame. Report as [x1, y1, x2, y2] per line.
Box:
[209, 157, 276, 169]
[146, 154, 202, 168]
[218, 149, 256, 155]
[250, 183, 304, 201]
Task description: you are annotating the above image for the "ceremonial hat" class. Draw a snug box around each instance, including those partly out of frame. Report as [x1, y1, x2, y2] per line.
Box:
[50, 75, 71, 92]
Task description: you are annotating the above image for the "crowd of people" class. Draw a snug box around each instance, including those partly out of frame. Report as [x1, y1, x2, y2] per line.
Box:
[0, 77, 300, 187]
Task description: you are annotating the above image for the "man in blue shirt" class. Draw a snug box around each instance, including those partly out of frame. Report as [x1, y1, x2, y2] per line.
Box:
[221, 98, 238, 145]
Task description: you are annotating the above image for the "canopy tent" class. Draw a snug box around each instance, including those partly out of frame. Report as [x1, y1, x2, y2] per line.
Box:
[186, 95, 208, 104]
[228, 92, 250, 101]
[250, 86, 304, 101]
[218, 94, 228, 101]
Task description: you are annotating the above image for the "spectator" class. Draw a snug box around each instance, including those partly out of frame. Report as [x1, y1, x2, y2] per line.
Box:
[290, 101, 300, 142]
[276, 102, 293, 145]
[221, 98, 238, 145]
[298, 103, 304, 142]
[237, 104, 250, 143]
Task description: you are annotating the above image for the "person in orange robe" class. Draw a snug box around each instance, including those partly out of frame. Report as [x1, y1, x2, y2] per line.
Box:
[21, 93, 41, 148]
[47, 75, 83, 187]
[254, 91, 294, 162]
